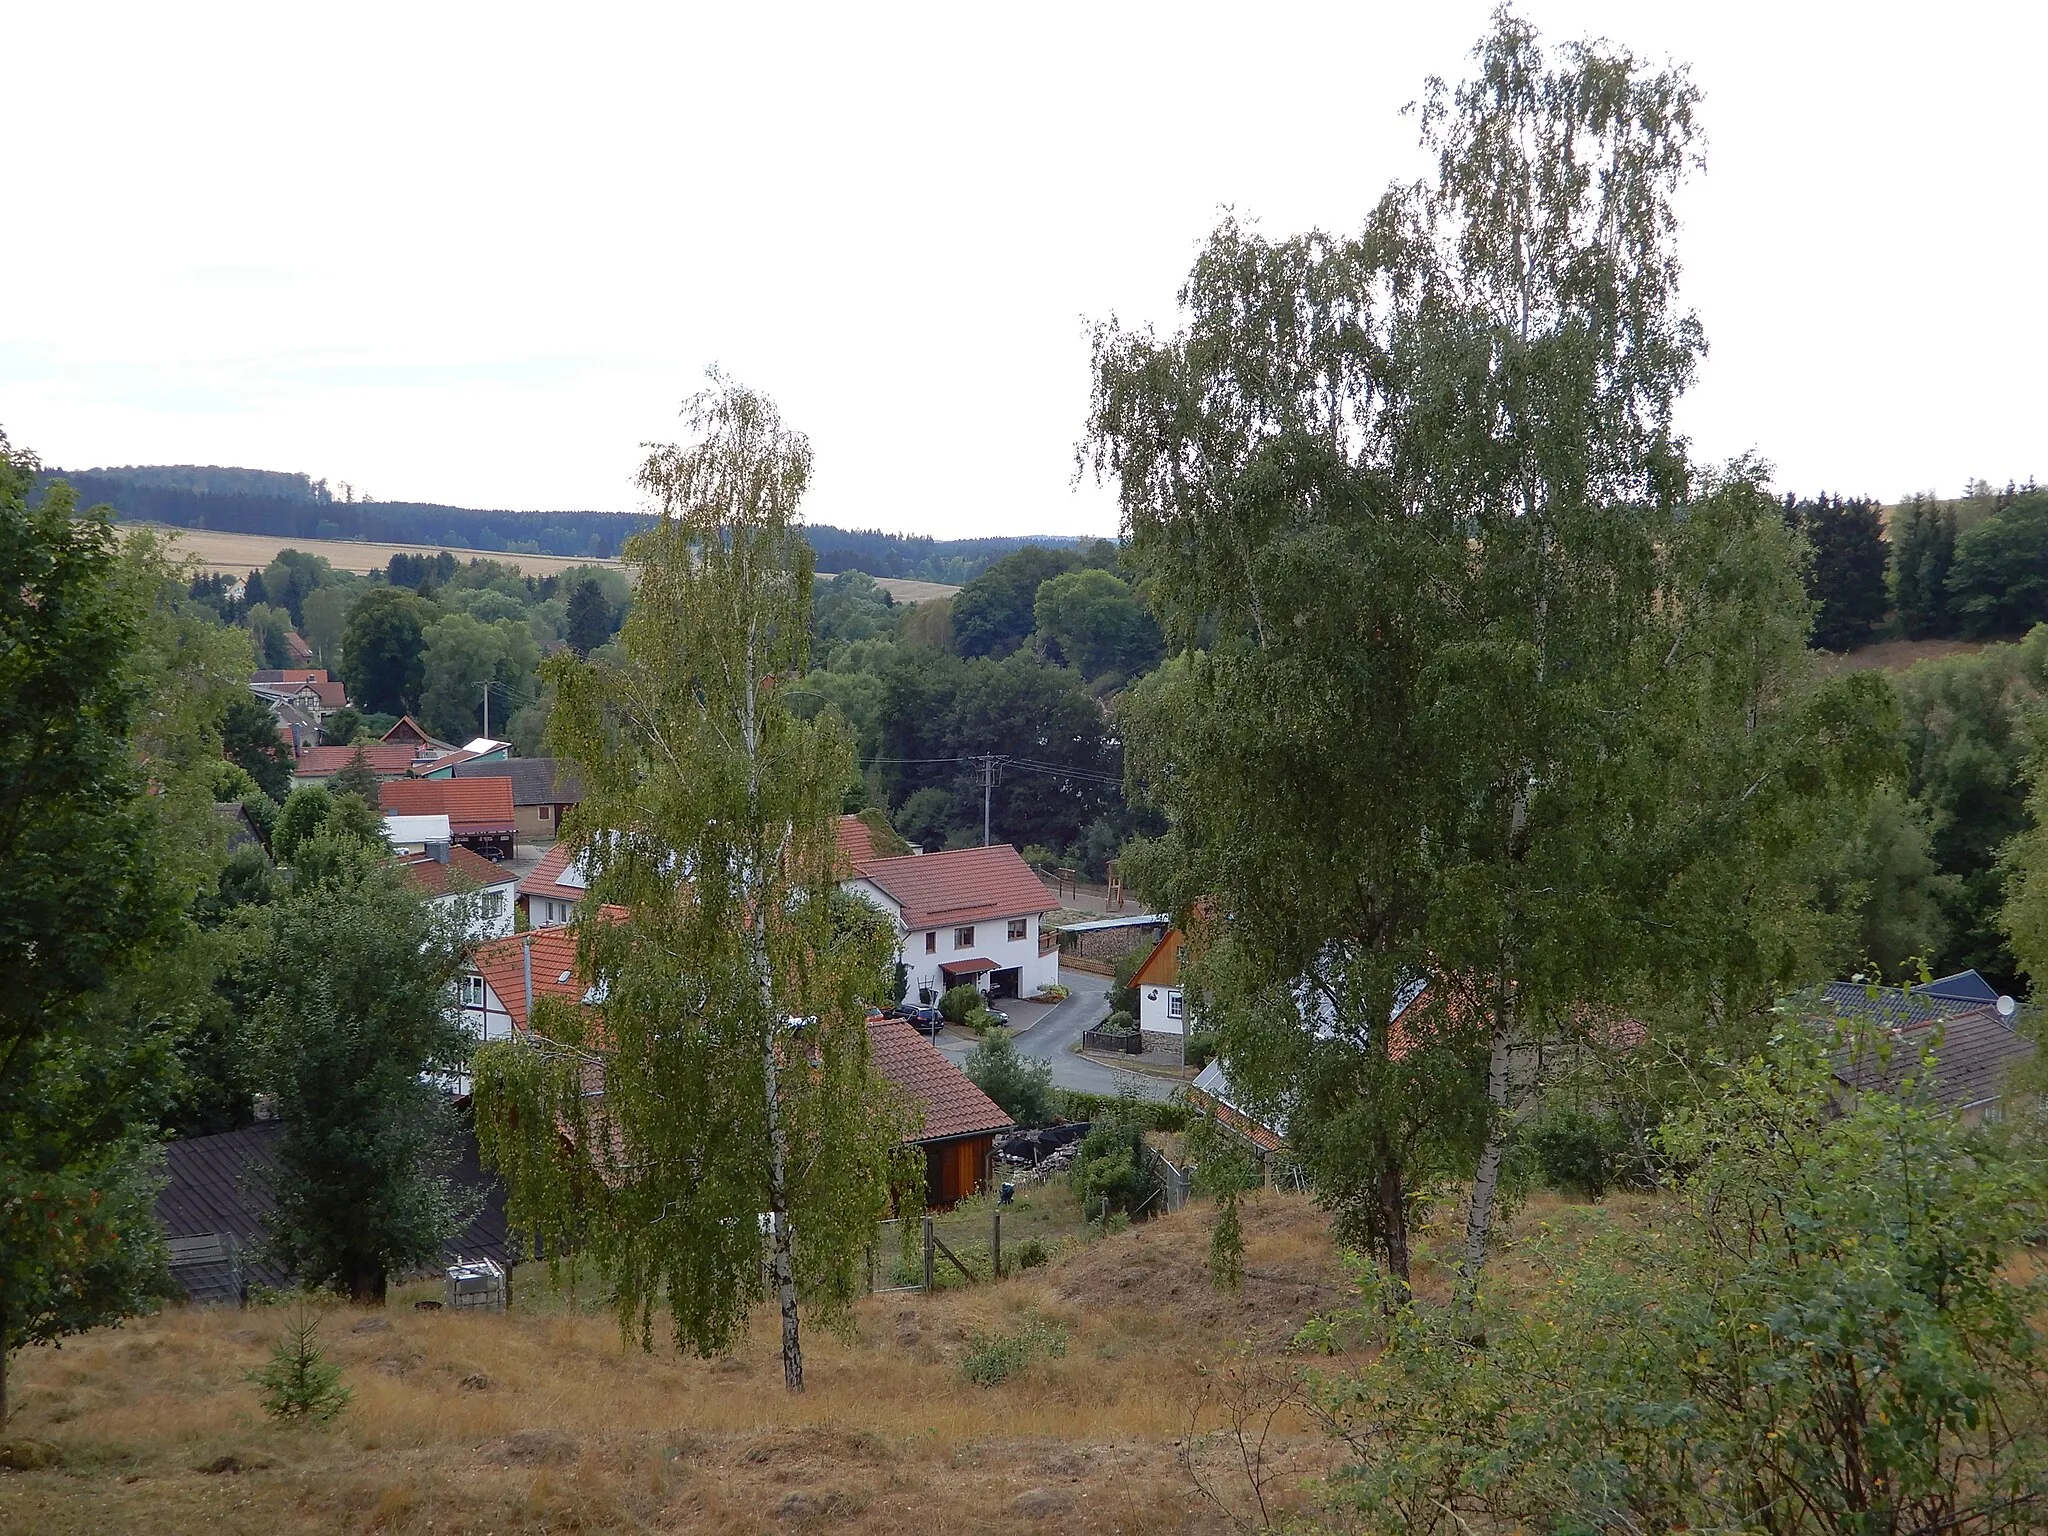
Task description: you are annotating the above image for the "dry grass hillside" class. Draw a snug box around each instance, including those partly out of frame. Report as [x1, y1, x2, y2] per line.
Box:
[0, 1193, 1349, 1535]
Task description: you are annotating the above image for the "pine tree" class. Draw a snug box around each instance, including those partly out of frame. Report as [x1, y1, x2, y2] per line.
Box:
[1894, 494, 1959, 638]
[1798, 494, 1890, 651]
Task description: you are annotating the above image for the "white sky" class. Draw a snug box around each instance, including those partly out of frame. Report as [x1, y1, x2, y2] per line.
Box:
[3, 2, 2041, 537]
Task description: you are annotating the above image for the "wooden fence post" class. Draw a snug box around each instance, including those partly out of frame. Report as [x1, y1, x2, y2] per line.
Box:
[922, 1215, 935, 1292]
[991, 1207, 1002, 1279]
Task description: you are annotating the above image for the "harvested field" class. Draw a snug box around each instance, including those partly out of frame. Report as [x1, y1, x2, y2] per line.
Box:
[0, 1191, 1345, 1534]
[122, 524, 959, 605]
[1815, 636, 1989, 674]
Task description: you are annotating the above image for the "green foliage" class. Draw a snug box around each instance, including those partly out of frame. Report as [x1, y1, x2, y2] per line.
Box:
[1949, 487, 2048, 638]
[338, 586, 430, 716]
[1108, 945, 1144, 1018]
[964, 1029, 1055, 1127]
[1520, 1102, 1630, 1200]
[811, 570, 896, 663]
[950, 545, 1084, 659]
[1099, 1010, 1136, 1036]
[221, 690, 293, 802]
[317, 705, 364, 747]
[1031, 567, 1161, 680]
[1892, 628, 2048, 986]
[1185, 1030, 1219, 1070]
[247, 1308, 351, 1425]
[1014, 1236, 1049, 1270]
[418, 611, 537, 745]
[273, 784, 335, 863]
[563, 575, 612, 656]
[1072, 1118, 1156, 1216]
[474, 376, 911, 1392]
[325, 747, 380, 807]
[1308, 1035, 2048, 1534]
[937, 983, 983, 1024]
[253, 862, 475, 1301]
[1892, 493, 1961, 639]
[958, 1316, 1068, 1386]
[245, 601, 292, 668]
[1049, 1088, 1189, 1132]
[1088, 16, 1895, 1295]
[1789, 493, 1888, 651]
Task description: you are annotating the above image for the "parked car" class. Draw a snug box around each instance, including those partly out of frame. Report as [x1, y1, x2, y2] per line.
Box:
[892, 1003, 942, 1034]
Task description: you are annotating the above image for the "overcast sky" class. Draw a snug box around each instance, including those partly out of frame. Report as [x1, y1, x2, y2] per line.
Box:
[4, 2, 2041, 537]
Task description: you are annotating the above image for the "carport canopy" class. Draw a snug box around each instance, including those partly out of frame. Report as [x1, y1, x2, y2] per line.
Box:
[939, 957, 997, 979]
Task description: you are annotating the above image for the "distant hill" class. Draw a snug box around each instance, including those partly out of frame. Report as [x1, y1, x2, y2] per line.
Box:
[37, 464, 1086, 581]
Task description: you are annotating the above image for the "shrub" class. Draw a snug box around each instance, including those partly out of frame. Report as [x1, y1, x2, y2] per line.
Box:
[1051, 1089, 1189, 1133]
[1109, 947, 1145, 1016]
[960, 1317, 1069, 1386]
[1099, 1010, 1137, 1036]
[1032, 982, 1070, 1002]
[938, 983, 982, 1024]
[966, 1005, 1001, 1033]
[1185, 1031, 1218, 1070]
[966, 1029, 1056, 1127]
[1073, 1118, 1158, 1216]
[1523, 1104, 1627, 1200]
[248, 1308, 351, 1425]
[1015, 1237, 1049, 1270]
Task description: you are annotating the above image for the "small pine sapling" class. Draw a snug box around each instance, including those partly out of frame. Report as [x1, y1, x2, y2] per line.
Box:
[248, 1306, 351, 1424]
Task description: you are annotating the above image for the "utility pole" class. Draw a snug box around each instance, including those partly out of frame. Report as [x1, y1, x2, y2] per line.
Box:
[982, 755, 996, 846]
[480, 680, 492, 741]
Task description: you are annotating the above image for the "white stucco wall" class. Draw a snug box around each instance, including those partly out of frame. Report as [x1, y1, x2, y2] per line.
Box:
[1139, 982, 1187, 1036]
[842, 879, 1058, 1003]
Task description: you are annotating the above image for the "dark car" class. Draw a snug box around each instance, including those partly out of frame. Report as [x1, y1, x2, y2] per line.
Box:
[892, 1003, 942, 1034]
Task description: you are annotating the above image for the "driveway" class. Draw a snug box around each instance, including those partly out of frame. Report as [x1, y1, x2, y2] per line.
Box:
[932, 968, 1173, 1102]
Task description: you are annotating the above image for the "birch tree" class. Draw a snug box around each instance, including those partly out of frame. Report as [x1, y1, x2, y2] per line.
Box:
[1092, 14, 1893, 1296]
[474, 377, 907, 1392]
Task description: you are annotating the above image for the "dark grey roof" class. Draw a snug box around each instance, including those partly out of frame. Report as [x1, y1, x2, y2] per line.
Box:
[213, 801, 259, 852]
[156, 1116, 513, 1303]
[449, 757, 584, 807]
[1804, 973, 2035, 1114]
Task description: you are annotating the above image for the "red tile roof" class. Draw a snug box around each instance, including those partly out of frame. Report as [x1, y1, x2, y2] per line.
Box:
[307, 679, 348, 711]
[400, 845, 515, 897]
[867, 1016, 1015, 1144]
[294, 743, 421, 779]
[380, 777, 517, 833]
[852, 845, 1056, 929]
[470, 928, 585, 1034]
[835, 814, 878, 873]
[382, 714, 454, 750]
[518, 841, 586, 902]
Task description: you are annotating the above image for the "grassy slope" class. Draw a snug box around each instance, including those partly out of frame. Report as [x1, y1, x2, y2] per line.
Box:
[0, 1192, 1349, 1535]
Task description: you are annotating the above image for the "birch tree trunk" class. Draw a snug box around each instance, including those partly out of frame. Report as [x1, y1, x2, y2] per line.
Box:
[759, 1008, 804, 1392]
[1458, 1006, 1515, 1321]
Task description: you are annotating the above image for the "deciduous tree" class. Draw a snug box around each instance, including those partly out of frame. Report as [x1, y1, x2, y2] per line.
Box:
[475, 376, 910, 1392]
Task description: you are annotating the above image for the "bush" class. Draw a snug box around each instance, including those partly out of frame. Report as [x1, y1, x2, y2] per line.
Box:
[965, 1028, 1056, 1127]
[1185, 1031, 1219, 1070]
[1032, 982, 1070, 1002]
[1523, 1104, 1628, 1200]
[966, 1005, 1001, 1033]
[248, 1308, 351, 1425]
[960, 1317, 1069, 1386]
[1015, 1237, 1049, 1270]
[1073, 1118, 1158, 1216]
[1099, 1010, 1137, 1036]
[938, 983, 982, 1024]
[1053, 1088, 1189, 1133]
[1109, 947, 1145, 1016]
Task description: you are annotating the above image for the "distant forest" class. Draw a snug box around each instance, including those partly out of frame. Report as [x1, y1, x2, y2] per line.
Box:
[40, 464, 1079, 581]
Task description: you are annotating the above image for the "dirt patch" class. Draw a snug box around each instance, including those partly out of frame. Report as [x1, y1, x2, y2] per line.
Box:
[1816, 636, 1990, 674]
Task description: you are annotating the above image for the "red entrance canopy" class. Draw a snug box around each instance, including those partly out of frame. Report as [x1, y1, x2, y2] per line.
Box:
[939, 957, 997, 977]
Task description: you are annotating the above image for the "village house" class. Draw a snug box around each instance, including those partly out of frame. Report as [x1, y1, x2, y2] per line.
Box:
[1130, 926, 1191, 1057]
[379, 776, 518, 861]
[516, 841, 588, 928]
[837, 817, 1059, 1005]
[398, 840, 517, 941]
[445, 757, 584, 844]
[292, 715, 466, 785]
[1807, 969, 2036, 1125]
[456, 930, 1010, 1208]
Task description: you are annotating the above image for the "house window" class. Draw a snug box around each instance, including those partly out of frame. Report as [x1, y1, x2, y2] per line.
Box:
[1167, 991, 1184, 1019]
[460, 974, 486, 1007]
[1008, 918, 1028, 942]
[925, 931, 937, 954]
[954, 926, 975, 949]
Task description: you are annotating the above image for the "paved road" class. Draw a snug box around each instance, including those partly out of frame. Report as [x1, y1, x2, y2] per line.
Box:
[932, 968, 1174, 1102]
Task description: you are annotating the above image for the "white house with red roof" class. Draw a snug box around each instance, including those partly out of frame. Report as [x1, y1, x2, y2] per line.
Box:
[838, 819, 1059, 1005]
[398, 844, 517, 941]
[516, 841, 589, 929]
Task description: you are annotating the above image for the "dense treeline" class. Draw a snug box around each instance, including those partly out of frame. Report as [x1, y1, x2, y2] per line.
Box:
[38, 464, 1081, 579]
[1792, 478, 2047, 647]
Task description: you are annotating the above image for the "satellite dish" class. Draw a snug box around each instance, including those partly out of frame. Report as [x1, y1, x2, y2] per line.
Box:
[1997, 995, 2017, 1018]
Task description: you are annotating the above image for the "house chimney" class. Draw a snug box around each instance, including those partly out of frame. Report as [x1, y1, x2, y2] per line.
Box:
[431, 839, 451, 864]
[521, 935, 533, 1031]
